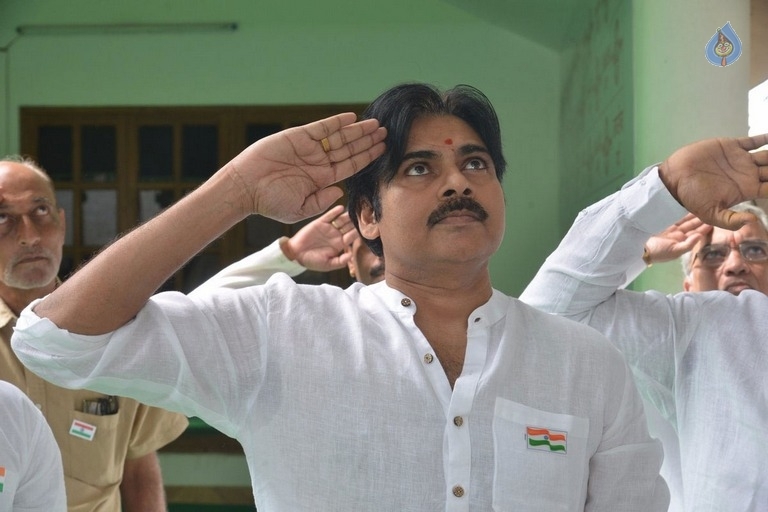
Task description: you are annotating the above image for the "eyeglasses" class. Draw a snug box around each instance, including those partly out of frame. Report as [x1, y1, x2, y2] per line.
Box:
[692, 240, 768, 268]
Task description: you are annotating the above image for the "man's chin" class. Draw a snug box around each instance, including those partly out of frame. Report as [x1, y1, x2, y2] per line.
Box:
[4, 271, 57, 290]
[725, 284, 752, 295]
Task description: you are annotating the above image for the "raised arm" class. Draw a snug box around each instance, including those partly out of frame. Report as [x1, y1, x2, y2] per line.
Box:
[278, 206, 358, 272]
[521, 133, 768, 317]
[34, 113, 386, 334]
[642, 213, 711, 266]
[659, 134, 768, 229]
[192, 205, 359, 294]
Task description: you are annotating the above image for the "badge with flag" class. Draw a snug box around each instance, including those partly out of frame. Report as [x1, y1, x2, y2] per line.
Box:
[69, 419, 97, 441]
[0, 466, 5, 492]
[526, 426, 567, 454]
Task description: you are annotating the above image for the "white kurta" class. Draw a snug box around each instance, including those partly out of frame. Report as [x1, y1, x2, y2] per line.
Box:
[13, 278, 667, 511]
[521, 166, 768, 512]
[0, 380, 66, 512]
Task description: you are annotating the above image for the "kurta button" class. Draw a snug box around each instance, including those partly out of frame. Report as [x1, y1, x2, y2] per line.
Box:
[401, 298, 412, 307]
[453, 416, 463, 427]
[452, 485, 465, 497]
[423, 353, 434, 364]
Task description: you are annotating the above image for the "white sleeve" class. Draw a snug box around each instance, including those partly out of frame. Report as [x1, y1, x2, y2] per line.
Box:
[191, 238, 306, 296]
[520, 165, 687, 318]
[584, 359, 669, 511]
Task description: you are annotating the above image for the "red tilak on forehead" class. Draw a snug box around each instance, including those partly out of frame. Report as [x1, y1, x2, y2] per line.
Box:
[444, 138, 453, 145]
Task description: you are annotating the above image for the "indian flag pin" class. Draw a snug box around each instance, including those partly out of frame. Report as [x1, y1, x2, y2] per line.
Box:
[0, 466, 6, 493]
[69, 419, 97, 441]
[526, 426, 567, 454]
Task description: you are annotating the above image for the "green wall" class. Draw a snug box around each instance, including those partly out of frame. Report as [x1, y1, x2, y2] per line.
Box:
[559, 0, 634, 228]
[0, 0, 561, 296]
[632, 0, 751, 293]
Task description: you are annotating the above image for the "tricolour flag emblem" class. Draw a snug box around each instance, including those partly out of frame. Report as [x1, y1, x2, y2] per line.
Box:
[0, 466, 6, 492]
[69, 419, 97, 441]
[526, 426, 567, 454]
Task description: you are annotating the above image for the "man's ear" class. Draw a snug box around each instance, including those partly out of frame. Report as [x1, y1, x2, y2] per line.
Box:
[358, 202, 380, 240]
[683, 277, 693, 292]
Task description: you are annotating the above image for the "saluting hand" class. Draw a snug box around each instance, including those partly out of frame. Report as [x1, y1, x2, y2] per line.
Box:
[225, 113, 386, 224]
[644, 213, 712, 264]
[282, 205, 359, 272]
[659, 134, 768, 230]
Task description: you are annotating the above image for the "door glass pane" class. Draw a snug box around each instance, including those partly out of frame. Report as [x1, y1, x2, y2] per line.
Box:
[181, 253, 221, 293]
[59, 254, 74, 281]
[182, 125, 218, 181]
[55, 190, 74, 246]
[82, 189, 117, 246]
[37, 126, 73, 181]
[139, 189, 175, 223]
[139, 125, 173, 180]
[81, 125, 116, 182]
[245, 216, 285, 250]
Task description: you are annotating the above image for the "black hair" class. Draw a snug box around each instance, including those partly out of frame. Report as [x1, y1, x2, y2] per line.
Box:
[346, 82, 506, 257]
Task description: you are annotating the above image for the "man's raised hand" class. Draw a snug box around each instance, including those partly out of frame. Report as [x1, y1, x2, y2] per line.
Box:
[226, 113, 386, 223]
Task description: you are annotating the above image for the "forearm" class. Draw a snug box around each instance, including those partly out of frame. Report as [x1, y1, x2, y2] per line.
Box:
[120, 452, 167, 512]
[31, 113, 384, 334]
[520, 166, 686, 316]
[35, 166, 247, 334]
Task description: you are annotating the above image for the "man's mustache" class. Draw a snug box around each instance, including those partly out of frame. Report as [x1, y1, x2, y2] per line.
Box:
[427, 197, 489, 227]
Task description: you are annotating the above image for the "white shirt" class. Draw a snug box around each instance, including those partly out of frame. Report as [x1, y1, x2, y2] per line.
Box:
[0, 380, 66, 512]
[13, 278, 668, 511]
[520, 166, 768, 512]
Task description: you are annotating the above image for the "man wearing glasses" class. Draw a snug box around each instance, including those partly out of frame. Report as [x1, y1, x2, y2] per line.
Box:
[520, 157, 768, 511]
[670, 202, 768, 295]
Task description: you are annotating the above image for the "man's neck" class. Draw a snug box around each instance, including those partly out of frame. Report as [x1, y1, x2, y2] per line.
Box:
[385, 263, 494, 321]
[0, 281, 56, 317]
[385, 265, 493, 388]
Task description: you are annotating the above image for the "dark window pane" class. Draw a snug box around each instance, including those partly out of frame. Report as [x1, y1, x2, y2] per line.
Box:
[82, 125, 116, 182]
[139, 125, 173, 180]
[58, 254, 74, 281]
[245, 216, 285, 250]
[180, 252, 221, 293]
[182, 125, 218, 181]
[37, 126, 73, 180]
[246, 123, 281, 144]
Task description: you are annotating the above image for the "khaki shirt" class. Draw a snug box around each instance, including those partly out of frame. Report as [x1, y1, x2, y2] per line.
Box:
[0, 300, 188, 512]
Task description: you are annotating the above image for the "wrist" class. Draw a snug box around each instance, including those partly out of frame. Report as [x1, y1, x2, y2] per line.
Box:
[642, 245, 653, 267]
[278, 236, 297, 261]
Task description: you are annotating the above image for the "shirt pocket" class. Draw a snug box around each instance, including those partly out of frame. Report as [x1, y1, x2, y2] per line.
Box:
[65, 408, 122, 487]
[492, 398, 589, 512]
